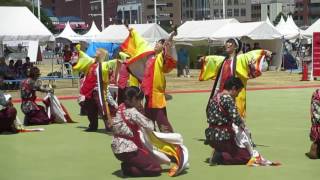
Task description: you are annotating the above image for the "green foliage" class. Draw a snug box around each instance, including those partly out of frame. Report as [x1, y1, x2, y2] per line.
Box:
[0, 0, 54, 32]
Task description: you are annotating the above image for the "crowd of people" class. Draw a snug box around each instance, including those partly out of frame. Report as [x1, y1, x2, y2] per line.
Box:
[1, 26, 319, 177]
[0, 57, 33, 89]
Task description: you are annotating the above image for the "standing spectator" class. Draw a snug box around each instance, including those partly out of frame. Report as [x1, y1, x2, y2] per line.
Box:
[0, 57, 9, 79]
[22, 57, 33, 77]
[243, 44, 251, 53]
[63, 45, 72, 75]
[253, 42, 261, 50]
[177, 47, 190, 78]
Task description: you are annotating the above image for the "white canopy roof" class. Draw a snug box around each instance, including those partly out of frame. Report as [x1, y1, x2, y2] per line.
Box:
[81, 21, 101, 41]
[276, 16, 286, 29]
[212, 21, 282, 40]
[276, 15, 300, 40]
[56, 22, 82, 42]
[95, 23, 169, 44]
[286, 15, 300, 31]
[265, 16, 274, 27]
[302, 18, 320, 37]
[174, 19, 239, 42]
[0, 6, 54, 42]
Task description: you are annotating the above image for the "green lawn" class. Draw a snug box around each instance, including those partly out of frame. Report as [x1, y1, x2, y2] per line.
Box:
[1, 88, 320, 180]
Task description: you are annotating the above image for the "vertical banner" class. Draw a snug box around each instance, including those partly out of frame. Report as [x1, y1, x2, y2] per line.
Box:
[312, 32, 320, 77]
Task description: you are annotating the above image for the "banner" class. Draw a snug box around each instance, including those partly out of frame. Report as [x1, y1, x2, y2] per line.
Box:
[312, 32, 320, 77]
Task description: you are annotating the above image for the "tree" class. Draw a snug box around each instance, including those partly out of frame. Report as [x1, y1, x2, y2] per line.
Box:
[0, 0, 54, 32]
[273, 12, 287, 26]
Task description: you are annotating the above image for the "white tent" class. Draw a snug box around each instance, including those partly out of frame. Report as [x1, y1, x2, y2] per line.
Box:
[174, 19, 239, 44]
[265, 16, 274, 27]
[81, 21, 101, 41]
[0, 6, 54, 42]
[286, 15, 300, 31]
[95, 23, 169, 44]
[212, 21, 282, 40]
[276, 16, 286, 29]
[56, 22, 82, 42]
[276, 16, 300, 40]
[302, 18, 320, 38]
[212, 21, 283, 68]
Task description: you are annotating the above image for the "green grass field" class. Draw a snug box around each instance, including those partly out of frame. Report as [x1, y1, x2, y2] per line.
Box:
[1, 88, 320, 180]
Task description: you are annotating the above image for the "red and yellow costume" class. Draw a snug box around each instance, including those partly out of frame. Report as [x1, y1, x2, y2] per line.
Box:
[200, 50, 267, 118]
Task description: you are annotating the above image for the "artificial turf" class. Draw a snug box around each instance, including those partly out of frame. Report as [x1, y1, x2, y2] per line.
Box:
[1, 88, 320, 180]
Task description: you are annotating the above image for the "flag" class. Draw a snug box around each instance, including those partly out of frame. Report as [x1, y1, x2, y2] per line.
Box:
[120, 28, 155, 81]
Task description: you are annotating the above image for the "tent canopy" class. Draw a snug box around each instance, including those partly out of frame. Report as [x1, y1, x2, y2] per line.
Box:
[81, 21, 101, 41]
[210, 21, 282, 69]
[303, 18, 320, 37]
[0, 6, 54, 42]
[95, 23, 169, 44]
[212, 21, 282, 40]
[56, 21, 82, 42]
[276, 15, 300, 40]
[174, 19, 239, 43]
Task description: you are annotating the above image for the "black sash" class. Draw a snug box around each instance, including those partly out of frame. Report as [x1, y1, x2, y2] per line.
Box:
[206, 55, 237, 112]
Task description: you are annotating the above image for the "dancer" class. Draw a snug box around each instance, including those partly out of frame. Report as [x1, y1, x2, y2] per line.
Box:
[199, 38, 272, 118]
[111, 86, 189, 177]
[205, 77, 250, 165]
[306, 89, 320, 159]
[120, 26, 177, 133]
[111, 87, 161, 177]
[21, 67, 53, 126]
[0, 78, 17, 133]
[72, 45, 118, 132]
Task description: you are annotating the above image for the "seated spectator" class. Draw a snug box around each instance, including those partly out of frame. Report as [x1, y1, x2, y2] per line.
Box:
[14, 59, 24, 79]
[22, 57, 33, 77]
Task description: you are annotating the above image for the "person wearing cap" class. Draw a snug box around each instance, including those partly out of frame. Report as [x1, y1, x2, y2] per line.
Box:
[199, 38, 272, 119]
[72, 45, 118, 132]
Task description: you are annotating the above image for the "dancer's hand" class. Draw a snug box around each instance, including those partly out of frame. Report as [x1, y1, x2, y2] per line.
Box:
[265, 50, 272, 57]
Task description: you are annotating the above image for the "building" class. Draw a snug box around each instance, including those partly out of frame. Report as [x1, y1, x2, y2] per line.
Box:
[181, 0, 211, 21]
[181, 0, 252, 22]
[117, 0, 181, 27]
[41, 0, 118, 31]
[89, 0, 118, 29]
[117, 0, 142, 24]
[251, 0, 295, 23]
[294, 0, 320, 26]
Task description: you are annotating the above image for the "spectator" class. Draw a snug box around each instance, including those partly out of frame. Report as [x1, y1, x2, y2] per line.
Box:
[177, 47, 190, 78]
[22, 57, 33, 77]
[0, 57, 9, 79]
[63, 45, 72, 75]
[14, 59, 24, 79]
[243, 43, 251, 53]
[253, 42, 261, 50]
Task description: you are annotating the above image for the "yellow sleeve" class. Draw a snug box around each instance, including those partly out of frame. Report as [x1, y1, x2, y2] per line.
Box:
[199, 55, 225, 81]
[106, 59, 118, 71]
[129, 75, 139, 87]
[72, 50, 94, 73]
[236, 50, 266, 80]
